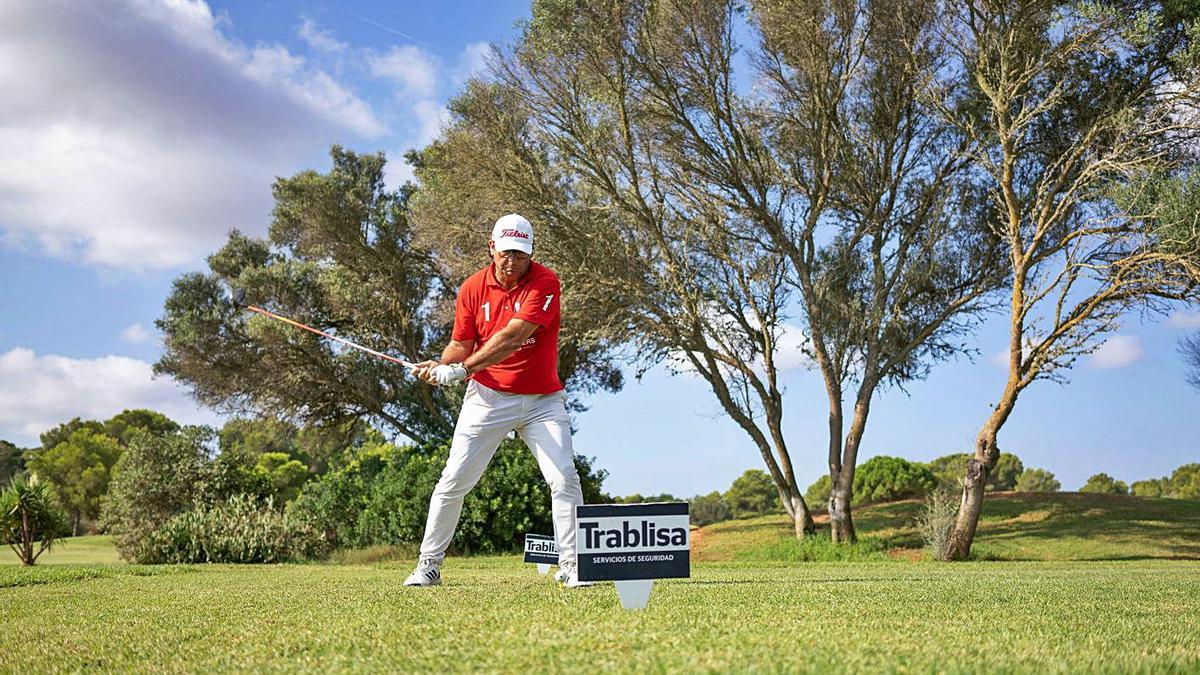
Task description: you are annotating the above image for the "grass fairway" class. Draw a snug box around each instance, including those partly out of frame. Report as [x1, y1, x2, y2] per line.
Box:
[0, 534, 121, 566]
[4, 494, 1199, 672]
[2, 558, 1198, 672]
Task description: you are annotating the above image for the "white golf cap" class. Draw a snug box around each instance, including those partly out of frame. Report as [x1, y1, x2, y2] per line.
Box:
[491, 213, 534, 254]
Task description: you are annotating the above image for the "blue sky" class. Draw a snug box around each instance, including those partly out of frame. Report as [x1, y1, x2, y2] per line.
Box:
[1, 0, 1197, 498]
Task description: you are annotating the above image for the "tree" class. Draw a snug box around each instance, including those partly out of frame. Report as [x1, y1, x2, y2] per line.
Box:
[1015, 468, 1060, 492]
[38, 418, 104, 452]
[0, 440, 23, 486]
[100, 427, 217, 560]
[255, 452, 309, 504]
[725, 470, 782, 517]
[690, 492, 733, 526]
[1167, 463, 1200, 499]
[943, 0, 1200, 559]
[1130, 478, 1166, 497]
[25, 429, 122, 535]
[987, 453, 1024, 491]
[852, 456, 937, 505]
[928, 454, 970, 490]
[1183, 332, 1200, 390]
[103, 409, 180, 446]
[1, 475, 69, 565]
[156, 147, 623, 445]
[1, 476, 69, 565]
[1080, 473, 1129, 495]
[413, 0, 1004, 541]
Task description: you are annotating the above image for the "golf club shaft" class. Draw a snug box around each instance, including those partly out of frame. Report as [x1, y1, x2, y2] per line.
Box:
[243, 304, 417, 369]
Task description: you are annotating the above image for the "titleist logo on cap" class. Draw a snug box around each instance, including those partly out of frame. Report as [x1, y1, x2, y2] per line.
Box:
[499, 228, 530, 239]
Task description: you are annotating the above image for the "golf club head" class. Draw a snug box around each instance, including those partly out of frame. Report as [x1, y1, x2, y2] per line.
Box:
[231, 287, 247, 308]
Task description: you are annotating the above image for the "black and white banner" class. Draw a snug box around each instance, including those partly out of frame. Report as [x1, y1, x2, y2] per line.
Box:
[576, 502, 690, 581]
[523, 533, 559, 565]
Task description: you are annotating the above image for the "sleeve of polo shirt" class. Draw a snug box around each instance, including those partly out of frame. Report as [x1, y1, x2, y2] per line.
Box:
[515, 274, 561, 327]
[451, 282, 479, 341]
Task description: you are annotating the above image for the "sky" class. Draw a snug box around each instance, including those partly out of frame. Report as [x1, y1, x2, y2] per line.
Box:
[1, 0, 1198, 499]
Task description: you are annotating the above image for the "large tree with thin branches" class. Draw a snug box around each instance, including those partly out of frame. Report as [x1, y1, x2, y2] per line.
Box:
[936, 0, 1200, 559]
[413, 0, 1006, 540]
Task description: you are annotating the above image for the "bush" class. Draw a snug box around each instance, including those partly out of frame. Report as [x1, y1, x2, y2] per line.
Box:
[804, 475, 831, 509]
[1130, 478, 1167, 497]
[101, 427, 276, 561]
[690, 491, 732, 526]
[1167, 464, 1200, 499]
[724, 469, 781, 517]
[1079, 472, 1128, 495]
[1015, 468, 1060, 492]
[852, 456, 936, 505]
[926, 452, 1023, 491]
[138, 494, 327, 564]
[915, 487, 959, 561]
[287, 438, 607, 555]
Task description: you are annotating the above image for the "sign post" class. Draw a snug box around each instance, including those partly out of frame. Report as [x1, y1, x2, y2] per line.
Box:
[523, 533, 558, 575]
[575, 502, 690, 610]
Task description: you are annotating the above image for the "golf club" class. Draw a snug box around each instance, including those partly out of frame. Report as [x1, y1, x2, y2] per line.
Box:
[230, 288, 419, 370]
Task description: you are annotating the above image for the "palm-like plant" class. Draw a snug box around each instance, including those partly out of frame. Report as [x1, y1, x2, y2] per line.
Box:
[1, 474, 69, 565]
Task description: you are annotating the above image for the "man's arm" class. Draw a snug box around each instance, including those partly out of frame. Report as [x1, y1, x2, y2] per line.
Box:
[460, 319, 538, 374]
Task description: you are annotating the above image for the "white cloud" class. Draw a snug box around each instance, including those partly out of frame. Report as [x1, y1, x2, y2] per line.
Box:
[297, 16, 347, 54]
[0, 0, 385, 270]
[120, 323, 153, 344]
[454, 42, 493, 84]
[0, 348, 222, 446]
[1089, 335, 1144, 369]
[1167, 309, 1200, 329]
[368, 45, 439, 98]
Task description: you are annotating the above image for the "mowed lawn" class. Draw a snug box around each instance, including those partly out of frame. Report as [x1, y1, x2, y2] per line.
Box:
[2, 494, 1199, 672]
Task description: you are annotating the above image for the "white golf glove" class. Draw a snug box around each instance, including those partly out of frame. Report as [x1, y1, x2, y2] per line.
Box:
[430, 363, 469, 386]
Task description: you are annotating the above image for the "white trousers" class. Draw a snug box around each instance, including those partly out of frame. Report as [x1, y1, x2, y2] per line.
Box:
[418, 380, 584, 564]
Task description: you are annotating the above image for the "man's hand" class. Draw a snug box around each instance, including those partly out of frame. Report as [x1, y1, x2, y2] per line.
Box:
[430, 363, 469, 386]
[409, 359, 440, 384]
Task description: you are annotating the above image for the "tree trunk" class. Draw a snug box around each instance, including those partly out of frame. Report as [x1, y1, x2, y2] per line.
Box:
[72, 512, 80, 538]
[948, 426, 1000, 560]
[787, 492, 815, 538]
[829, 477, 856, 543]
[21, 508, 33, 566]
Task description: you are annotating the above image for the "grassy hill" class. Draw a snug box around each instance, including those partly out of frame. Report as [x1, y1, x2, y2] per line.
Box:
[694, 492, 1200, 562]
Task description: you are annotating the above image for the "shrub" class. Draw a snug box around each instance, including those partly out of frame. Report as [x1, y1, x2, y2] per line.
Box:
[1167, 464, 1200, 499]
[804, 475, 831, 509]
[724, 469, 781, 517]
[138, 494, 327, 564]
[1130, 478, 1167, 497]
[0, 475, 70, 565]
[926, 452, 1023, 491]
[690, 492, 732, 526]
[1015, 468, 1060, 492]
[915, 487, 959, 561]
[287, 438, 607, 555]
[852, 456, 936, 505]
[1079, 472, 1128, 494]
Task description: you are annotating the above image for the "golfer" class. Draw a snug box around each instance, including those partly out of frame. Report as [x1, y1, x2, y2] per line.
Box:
[404, 214, 590, 588]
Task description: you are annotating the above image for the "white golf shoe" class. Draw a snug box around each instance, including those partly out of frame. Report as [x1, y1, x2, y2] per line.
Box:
[403, 559, 442, 587]
[558, 561, 594, 588]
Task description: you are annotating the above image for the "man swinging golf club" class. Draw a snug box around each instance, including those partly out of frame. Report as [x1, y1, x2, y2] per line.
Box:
[404, 214, 591, 588]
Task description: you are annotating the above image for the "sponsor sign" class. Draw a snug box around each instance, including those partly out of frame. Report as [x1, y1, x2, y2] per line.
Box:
[523, 533, 559, 565]
[576, 502, 690, 582]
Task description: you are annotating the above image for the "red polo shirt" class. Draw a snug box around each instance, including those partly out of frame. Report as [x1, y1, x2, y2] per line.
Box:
[451, 261, 564, 394]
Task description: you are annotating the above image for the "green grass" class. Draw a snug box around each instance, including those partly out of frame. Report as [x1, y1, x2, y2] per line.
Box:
[4, 493, 1199, 672]
[1, 558, 1197, 672]
[0, 534, 122, 565]
[695, 492, 1200, 562]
